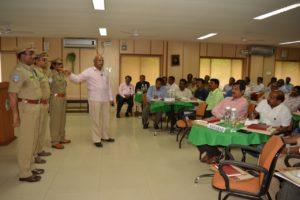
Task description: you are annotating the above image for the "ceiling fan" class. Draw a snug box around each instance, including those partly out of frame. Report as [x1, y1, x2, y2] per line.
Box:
[0, 25, 34, 35]
[120, 29, 157, 39]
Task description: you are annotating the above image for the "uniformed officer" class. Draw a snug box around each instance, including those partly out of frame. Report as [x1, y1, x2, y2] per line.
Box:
[49, 58, 71, 149]
[33, 52, 52, 164]
[8, 44, 45, 182]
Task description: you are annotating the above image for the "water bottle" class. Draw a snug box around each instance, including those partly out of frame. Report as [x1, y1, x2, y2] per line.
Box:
[223, 106, 231, 128]
[230, 108, 238, 132]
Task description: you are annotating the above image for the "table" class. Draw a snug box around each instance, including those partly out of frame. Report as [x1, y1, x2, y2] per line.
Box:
[150, 100, 195, 113]
[188, 123, 270, 147]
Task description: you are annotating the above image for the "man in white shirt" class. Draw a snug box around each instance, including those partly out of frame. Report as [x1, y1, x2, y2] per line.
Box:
[284, 86, 300, 113]
[166, 76, 179, 94]
[254, 90, 292, 134]
[66, 54, 115, 148]
[175, 79, 193, 99]
[252, 76, 265, 93]
[116, 75, 135, 118]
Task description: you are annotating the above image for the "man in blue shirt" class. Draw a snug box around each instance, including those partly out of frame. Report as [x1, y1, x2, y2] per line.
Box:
[142, 77, 167, 129]
[194, 78, 208, 101]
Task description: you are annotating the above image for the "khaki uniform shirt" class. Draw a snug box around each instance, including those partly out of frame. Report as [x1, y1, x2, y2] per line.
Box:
[8, 63, 42, 100]
[33, 66, 50, 100]
[49, 70, 67, 94]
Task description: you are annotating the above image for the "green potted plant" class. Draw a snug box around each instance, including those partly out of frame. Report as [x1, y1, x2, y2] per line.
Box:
[66, 52, 76, 72]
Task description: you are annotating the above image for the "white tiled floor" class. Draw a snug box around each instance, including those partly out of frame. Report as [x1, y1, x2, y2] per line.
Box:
[1, 111, 232, 200]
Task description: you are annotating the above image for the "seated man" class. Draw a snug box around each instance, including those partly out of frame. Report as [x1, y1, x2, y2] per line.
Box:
[223, 77, 235, 94]
[252, 76, 265, 93]
[175, 79, 193, 99]
[116, 75, 134, 118]
[205, 78, 224, 118]
[253, 90, 292, 135]
[142, 78, 167, 129]
[283, 86, 300, 113]
[134, 74, 150, 114]
[166, 76, 179, 93]
[198, 80, 249, 164]
[194, 78, 208, 101]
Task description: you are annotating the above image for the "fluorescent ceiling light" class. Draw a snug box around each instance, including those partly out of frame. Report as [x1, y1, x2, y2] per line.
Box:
[99, 28, 107, 36]
[279, 40, 300, 45]
[92, 0, 105, 10]
[254, 3, 300, 20]
[197, 33, 217, 40]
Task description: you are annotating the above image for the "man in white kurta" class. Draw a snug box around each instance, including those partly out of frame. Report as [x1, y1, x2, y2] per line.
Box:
[67, 55, 114, 147]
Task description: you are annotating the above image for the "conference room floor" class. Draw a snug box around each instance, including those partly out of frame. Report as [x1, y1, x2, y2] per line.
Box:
[0, 111, 276, 200]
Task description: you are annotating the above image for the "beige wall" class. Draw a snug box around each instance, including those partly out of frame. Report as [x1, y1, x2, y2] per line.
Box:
[1, 36, 300, 99]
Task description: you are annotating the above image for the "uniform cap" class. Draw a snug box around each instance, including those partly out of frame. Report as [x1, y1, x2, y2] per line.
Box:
[50, 57, 63, 64]
[16, 43, 36, 54]
[34, 51, 49, 59]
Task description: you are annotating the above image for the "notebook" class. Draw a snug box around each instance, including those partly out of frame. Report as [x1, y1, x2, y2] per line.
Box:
[214, 164, 242, 177]
[247, 123, 269, 131]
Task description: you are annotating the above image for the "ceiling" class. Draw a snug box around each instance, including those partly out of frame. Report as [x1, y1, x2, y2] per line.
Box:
[0, 0, 299, 47]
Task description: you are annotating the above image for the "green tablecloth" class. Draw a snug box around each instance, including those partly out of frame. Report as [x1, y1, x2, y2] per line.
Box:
[150, 101, 194, 113]
[293, 113, 300, 129]
[134, 93, 143, 103]
[188, 123, 270, 146]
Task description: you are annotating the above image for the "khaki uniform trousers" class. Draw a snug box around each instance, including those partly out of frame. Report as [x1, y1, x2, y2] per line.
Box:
[16, 102, 41, 178]
[49, 96, 66, 144]
[34, 103, 49, 156]
[89, 101, 110, 142]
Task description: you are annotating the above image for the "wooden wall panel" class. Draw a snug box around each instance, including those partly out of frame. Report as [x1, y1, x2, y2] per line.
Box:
[288, 48, 300, 61]
[1, 52, 17, 82]
[222, 44, 236, 57]
[1, 37, 17, 51]
[167, 41, 183, 83]
[199, 43, 207, 57]
[43, 38, 62, 60]
[183, 42, 199, 78]
[17, 37, 43, 52]
[134, 40, 150, 54]
[249, 55, 264, 85]
[119, 39, 134, 54]
[263, 55, 275, 85]
[151, 40, 164, 55]
[207, 43, 222, 57]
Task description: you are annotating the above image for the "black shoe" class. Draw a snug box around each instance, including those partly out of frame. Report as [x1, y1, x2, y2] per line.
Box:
[154, 124, 159, 129]
[32, 168, 45, 175]
[125, 112, 129, 117]
[19, 175, 41, 182]
[101, 138, 115, 142]
[143, 123, 149, 129]
[116, 113, 120, 118]
[35, 156, 46, 164]
[94, 142, 103, 147]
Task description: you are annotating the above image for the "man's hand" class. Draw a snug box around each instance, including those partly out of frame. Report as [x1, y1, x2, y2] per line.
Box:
[153, 95, 158, 99]
[110, 101, 115, 107]
[63, 69, 71, 76]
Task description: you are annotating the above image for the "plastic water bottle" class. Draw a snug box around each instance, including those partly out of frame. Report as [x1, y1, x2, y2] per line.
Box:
[230, 108, 238, 132]
[223, 106, 231, 128]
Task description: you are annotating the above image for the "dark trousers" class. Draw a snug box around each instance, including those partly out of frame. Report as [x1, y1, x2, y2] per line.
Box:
[197, 145, 222, 157]
[116, 95, 133, 114]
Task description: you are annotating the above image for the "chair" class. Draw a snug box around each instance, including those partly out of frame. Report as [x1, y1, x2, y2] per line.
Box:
[247, 103, 256, 118]
[212, 135, 284, 200]
[176, 102, 207, 148]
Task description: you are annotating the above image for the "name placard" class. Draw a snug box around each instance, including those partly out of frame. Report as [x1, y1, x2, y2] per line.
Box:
[207, 123, 226, 133]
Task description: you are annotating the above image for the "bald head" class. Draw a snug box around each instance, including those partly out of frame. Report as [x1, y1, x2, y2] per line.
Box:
[94, 54, 104, 70]
[267, 90, 285, 108]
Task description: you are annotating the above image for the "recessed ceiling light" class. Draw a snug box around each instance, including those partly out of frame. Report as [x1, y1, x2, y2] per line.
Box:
[254, 3, 300, 20]
[279, 40, 300, 45]
[92, 0, 105, 10]
[99, 28, 107, 36]
[197, 33, 217, 40]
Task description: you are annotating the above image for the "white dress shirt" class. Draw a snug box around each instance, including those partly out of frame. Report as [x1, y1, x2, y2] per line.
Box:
[69, 66, 113, 102]
[255, 99, 291, 127]
[166, 83, 179, 92]
[118, 83, 134, 98]
[252, 83, 265, 93]
[175, 88, 193, 99]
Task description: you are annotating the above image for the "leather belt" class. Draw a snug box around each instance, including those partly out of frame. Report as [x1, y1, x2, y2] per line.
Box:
[53, 93, 65, 97]
[18, 98, 42, 104]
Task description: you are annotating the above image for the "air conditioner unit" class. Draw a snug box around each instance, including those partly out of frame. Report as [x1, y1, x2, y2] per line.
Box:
[248, 46, 274, 56]
[63, 38, 97, 48]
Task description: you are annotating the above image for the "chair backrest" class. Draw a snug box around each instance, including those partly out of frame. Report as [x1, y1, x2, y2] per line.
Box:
[195, 102, 207, 120]
[258, 136, 284, 189]
[247, 103, 256, 118]
[142, 93, 147, 108]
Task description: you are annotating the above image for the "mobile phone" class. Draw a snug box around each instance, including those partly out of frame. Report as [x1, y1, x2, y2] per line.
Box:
[237, 129, 251, 134]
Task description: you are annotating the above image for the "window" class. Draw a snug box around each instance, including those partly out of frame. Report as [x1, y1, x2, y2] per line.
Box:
[199, 58, 243, 88]
[120, 55, 160, 85]
[275, 61, 300, 85]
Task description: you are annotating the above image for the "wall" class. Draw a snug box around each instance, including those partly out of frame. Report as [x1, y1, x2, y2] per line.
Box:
[1, 36, 300, 99]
